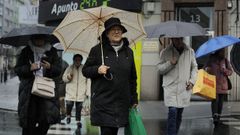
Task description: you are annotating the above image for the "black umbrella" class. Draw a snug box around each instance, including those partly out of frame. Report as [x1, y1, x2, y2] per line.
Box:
[230, 42, 240, 76]
[0, 25, 59, 46]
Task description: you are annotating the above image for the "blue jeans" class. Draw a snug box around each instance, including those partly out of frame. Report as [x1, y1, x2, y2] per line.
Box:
[167, 107, 184, 135]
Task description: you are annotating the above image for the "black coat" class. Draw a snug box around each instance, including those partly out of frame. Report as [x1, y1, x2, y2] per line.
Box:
[14, 45, 61, 128]
[82, 38, 138, 127]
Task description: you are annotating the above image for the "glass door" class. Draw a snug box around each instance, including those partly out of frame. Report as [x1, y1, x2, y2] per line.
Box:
[176, 6, 214, 68]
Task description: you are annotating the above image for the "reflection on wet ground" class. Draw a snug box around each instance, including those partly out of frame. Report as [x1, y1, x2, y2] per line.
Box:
[144, 115, 240, 135]
[0, 110, 21, 135]
[1, 110, 240, 135]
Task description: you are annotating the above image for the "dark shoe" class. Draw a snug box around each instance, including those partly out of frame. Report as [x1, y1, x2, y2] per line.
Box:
[66, 117, 71, 124]
[77, 122, 82, 128]
[213, 114, 219, 126]
[217, 115, 221, 122]
[61, 114, 66, 120]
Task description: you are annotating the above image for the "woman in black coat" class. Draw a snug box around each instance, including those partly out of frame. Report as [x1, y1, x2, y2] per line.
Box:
[82, 17, 138, 135]
[14, 35, 61, 135]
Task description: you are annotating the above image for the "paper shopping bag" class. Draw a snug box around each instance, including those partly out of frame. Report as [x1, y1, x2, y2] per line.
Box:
[125, 108, 147, 135]
[193, 69, 216, 100]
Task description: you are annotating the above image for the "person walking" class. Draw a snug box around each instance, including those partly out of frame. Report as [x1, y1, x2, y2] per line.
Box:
[0, 70, 3, 83]
[82, 17, 138, 135]
[62, 54, 90, 134]
[55, 59, 69, 121]
[204, 49, 233, 125]
[157, 37, 198, 135]
[14, 35, 61, 135]
[4, 67, 7, 84]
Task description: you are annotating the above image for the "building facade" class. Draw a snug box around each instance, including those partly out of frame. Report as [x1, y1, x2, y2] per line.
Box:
[141, 0, 240, 101]
[0, 0, 22, 74]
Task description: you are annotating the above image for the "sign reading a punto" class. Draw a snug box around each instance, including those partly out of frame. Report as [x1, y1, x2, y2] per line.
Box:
[38, 0, 142, 24]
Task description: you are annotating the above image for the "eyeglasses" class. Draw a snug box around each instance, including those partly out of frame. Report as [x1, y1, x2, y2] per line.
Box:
[109, 27, 123, 33]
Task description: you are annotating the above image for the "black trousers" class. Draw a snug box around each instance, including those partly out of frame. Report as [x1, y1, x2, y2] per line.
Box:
[100, 126, 119, 135]
[22, 96, 50, 135]
[22, 122, 49, 135]
[211, 94, 226, 116]
[66, 101, 83, 121]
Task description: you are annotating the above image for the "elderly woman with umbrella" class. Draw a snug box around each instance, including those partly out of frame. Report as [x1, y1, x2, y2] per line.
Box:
[82, 17, 138, 135]
[52, 6, 146, 135]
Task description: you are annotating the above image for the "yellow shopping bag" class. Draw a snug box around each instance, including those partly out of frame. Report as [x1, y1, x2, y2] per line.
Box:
[193, 69, 216, 100]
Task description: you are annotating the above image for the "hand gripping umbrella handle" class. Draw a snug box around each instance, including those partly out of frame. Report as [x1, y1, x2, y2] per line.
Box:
[100, 35, 113, 80]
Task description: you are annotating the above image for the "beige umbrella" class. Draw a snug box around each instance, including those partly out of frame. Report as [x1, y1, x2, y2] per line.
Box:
[53, 6, 146, 64]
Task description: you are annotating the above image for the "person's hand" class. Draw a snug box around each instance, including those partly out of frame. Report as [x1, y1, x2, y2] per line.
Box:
[170, 57, 177, 65]
[30, 63, 39, 71]
[132, 104, 138, 108]
[40, 60, 51, 69]
[67, 73, 73, 80]
[98, 65, 110, 75]
[186, 81, 193, 90]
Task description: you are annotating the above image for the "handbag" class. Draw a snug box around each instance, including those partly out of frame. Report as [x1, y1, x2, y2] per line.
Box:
[193, 69, 216, 100]
[32, 76, 55, 98]
[225, 59, 232, 90]
[125, 108, 147, 135]
[227, 77, 232, 90]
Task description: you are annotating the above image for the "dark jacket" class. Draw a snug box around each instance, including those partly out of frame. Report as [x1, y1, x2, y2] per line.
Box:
[14, 45, 61, 128]
[82, 37, 138, 127]
[55, 59, 69, 97]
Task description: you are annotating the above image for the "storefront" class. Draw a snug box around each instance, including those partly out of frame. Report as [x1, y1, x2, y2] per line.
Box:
[38, 0, 142, 26]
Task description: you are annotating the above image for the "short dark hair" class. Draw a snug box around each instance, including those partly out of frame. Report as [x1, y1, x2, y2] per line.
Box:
[73, 54, 83, 61]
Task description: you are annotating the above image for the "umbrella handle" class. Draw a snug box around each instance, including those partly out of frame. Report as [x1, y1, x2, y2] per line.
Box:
[103, 73, 113, 80]
[99, 36, 113, 80]
[100, 35, 105, 65]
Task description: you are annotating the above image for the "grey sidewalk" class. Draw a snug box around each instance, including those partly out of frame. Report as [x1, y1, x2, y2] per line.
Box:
[0, 76, 19, 111]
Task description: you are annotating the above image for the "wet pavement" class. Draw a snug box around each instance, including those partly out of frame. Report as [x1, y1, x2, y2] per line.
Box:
[1, 77, 240, 135]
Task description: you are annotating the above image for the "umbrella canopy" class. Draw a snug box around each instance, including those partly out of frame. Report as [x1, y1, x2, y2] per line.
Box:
[0, 25, 58, 46]
[53, 6, 146, 56]
[195, 35, 240, 58]
[145, 21, 207, 38]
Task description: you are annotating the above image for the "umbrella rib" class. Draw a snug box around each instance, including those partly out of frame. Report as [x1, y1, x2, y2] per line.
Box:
[53, 31, 69, 51]
[66, 47, 89, 54]
[137, 14, 146, 35]
[130, 33, 146, 45]
[98, 7, 103, 37]
[55, 18, 95, 30]
[81, 9, 99, 19]
[67, 21, 100, 50]
[121, 22, 145, 35]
